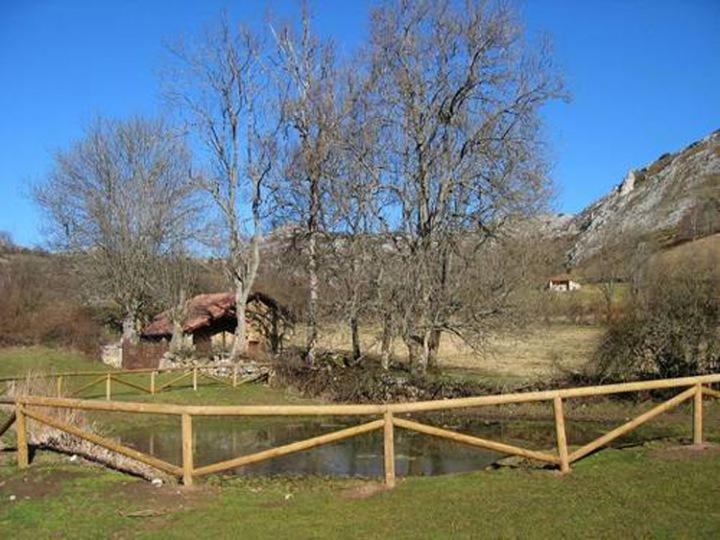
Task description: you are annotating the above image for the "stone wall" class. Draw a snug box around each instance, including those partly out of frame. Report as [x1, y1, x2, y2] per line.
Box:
[100, 342, 123, 368]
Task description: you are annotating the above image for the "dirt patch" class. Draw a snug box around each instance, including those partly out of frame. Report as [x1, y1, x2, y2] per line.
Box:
[108, 480, 218, 516]
[0, 469, 84, 500]
[94, 481, 222, 538]
[648, 442, 720, 461]
[339, 482, 392, 500]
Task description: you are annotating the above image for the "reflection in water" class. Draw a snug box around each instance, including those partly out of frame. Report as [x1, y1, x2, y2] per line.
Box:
[120, 414, 671, 478]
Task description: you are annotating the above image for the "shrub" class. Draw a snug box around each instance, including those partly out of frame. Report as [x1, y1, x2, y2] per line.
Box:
[594, 255, 720, 381]
[271, 350, 496, 402]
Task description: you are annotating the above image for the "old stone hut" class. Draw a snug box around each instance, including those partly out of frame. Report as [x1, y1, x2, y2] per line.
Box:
[141, 291, 293, 356]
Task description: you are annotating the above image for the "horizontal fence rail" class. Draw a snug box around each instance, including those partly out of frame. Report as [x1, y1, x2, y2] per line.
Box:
[0, 362, 271, 400]
[2, 373, 719, 487]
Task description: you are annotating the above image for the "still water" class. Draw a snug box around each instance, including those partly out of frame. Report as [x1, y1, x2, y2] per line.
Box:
[119, 414, 672, 478]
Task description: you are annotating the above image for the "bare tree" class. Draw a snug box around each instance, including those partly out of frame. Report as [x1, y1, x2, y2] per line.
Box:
[0, 231, 15, 251]
[589, 243, 627, 324]
[165, 15, 276, 360]
[321, 69, 389, 362]
[587, 232, 656, 323]
[368, 0, 564, 372]
[271, 7, 343, 365]
[34, 116, 197, 342]
[372, 243, 409, 369]
[154, 250, 199, 352]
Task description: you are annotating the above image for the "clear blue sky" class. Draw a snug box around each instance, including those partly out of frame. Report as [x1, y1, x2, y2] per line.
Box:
[1, 0, 718, 247]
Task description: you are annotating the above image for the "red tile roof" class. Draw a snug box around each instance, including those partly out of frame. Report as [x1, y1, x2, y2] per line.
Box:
[142, 292, 236, 337]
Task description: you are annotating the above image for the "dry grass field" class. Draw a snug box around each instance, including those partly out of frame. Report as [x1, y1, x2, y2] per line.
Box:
[453, 325, 604, 379]
[653, 232, 720, 266]
[294, 323, 604, 383]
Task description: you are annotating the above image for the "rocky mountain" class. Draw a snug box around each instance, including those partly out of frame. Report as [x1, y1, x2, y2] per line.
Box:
[566, 129, 720, 265]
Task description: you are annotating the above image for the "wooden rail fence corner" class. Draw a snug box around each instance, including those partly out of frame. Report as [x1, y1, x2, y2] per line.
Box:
[5, 373, 720, 487]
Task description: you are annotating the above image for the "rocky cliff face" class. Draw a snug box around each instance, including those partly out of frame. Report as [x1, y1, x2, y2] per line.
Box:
[568, 129, 720, 264]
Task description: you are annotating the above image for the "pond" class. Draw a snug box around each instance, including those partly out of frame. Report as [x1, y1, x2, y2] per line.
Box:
[119, 413, 678, 479]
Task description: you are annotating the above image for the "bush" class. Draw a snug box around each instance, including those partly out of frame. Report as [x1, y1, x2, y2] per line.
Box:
[0, 253, 107, 355]
[594, 256, 720, 381]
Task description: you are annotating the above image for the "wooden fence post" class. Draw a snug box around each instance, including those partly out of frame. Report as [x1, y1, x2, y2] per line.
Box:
[16, 403, 28, 469]
[384, 410, 396, 487]
[105, 374, 111, 400]
[192, 368, 198, 391]
[553, 396, 570, 473]
[150, 371, 156, 395]
[56, 376, 63, 397]
[181, 413, 194, 486]
[694, 383, 703, 445]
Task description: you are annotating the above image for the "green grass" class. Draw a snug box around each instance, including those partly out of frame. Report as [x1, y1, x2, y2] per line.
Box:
[0, 345, 316, 436]
[2, 445, 720, 538]
[0, 346, 105, 379]
[2, 346, 720, 537]
[0, 345, 306, 408]
[83, 377, 318, 435]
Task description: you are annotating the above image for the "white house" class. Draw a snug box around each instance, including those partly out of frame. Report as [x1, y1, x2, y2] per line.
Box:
[547, 275, 582, 292]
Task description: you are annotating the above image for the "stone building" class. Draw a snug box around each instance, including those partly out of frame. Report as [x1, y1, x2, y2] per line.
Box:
[141, 291, 293, 357]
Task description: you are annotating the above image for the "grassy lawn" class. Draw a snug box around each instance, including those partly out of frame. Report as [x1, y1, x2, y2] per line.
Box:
[0, 346, 305, 407]
[83, 378, 318, 436]
[0, 345, 316, 443]
[1, 444, 720, 538]
[0, 346, 106, 379]
[0, 346, 316, 438]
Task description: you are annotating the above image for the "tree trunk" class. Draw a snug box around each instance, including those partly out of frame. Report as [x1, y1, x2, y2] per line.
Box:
[348, 256, 362, 362]
[350, 313, 361, 362]
[603, 288, 614, 324]
[270, 311, 281, 354]
[169, 290, 187, 354]
[305, 176, 320, 366]
[231, 283, 248, 361]
[169, 320, 185, 353]
[427, 328, 442, 370]
[122, 312, 139, 344]
[405, 334, 424, 374]
[380, 312, 393, 370]
[417, 330, 431, 375]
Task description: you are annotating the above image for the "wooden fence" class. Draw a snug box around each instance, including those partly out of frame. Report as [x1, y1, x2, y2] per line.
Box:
[0, 363, 271, 400]
[2, 373, 719, 487]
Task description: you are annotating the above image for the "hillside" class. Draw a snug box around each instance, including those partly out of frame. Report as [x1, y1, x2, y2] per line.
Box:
[568, 129, 720, 265]
[651, 232, 720, 267]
